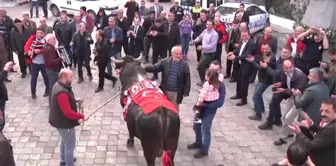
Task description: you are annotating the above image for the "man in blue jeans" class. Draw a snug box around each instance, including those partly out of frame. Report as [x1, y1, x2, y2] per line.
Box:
[187, 62, 226, 158]
[245, 43, 276, 120]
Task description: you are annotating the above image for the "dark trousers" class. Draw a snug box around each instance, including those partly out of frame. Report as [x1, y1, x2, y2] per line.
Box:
[167, 45, 173, 57]
[97, 60, 116, 88]
[195, 43, 202, 62]
[215, 45, 222, 67]
[17, 52, 27, 74]
[46, 68, 60, 101]
[267, 93, 287, 124]
[152, 48, 166, 77]
[129, 45, 141, 58]
[143, 37, 151, 61]
[249, 65, 259, 82]
[31, 63, 49, 94]
[197, 52, 216, 82]
[77, 57, 92, 79]
[0, 103, 5, 132]
[7, 47, 13, 62]
[41, 0, 48, 18]
[226, 47, 235, 78]
[30, 1, 39, 17]
[236, 66, 251, 99]
[122, 38, 129, 55]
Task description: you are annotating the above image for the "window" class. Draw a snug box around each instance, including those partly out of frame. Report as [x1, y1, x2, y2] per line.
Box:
[181, 0, 197, 7]
[253, 6, 265, 15]
[216, 0, 223, 7]
[245, 6, 255, 16]
[207, 0, 216, 8]
[215, 6, 238, 15]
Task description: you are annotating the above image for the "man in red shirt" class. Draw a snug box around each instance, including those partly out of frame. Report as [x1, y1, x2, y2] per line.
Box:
[48, 68, 87, 166]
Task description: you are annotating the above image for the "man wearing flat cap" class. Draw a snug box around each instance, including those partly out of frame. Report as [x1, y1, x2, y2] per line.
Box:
[22, 11, 37, 34]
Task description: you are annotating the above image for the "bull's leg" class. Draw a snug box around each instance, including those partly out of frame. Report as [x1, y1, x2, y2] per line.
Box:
[163, 113, 180, 166]
[141, 140, 157, 166]
[126, 120, 135, 147]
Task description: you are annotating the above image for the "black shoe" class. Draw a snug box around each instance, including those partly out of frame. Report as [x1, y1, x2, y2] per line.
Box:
[230, 95, 241, 100]
[258, 121, 272, 130]
[273, 121, 283, 127]
[287, 134, 294, 138]
[229, 78, 236, 82]
[43, 92, 48, 97]
[187, 142, 202, 149]
[77, 78, 83, 84]
[193, 150, 208, 158]
[88, 75, 93, 81]
[21, 73, 26, 78]
[95, 87, 103, 93]
[196, 82, 204, 87]
[274, 138, 287, 146]
[60, 158, 77, 165]
[224, 75, 230, 79]
[236, 99, 247, 106]
[32, 93, 37, 99]
[248, 114, 262, 121]
[111, 77, 117, 87]
[4, 78, 11, 82]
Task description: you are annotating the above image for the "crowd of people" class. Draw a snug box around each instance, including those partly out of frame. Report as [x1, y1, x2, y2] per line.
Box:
[0, 0, 335, 165]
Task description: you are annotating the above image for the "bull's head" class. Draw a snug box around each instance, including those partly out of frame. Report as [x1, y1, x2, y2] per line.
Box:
[111, 55, 143, 69]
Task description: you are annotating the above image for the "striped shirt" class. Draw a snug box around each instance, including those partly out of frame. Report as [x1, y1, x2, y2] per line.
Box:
[31, 37, 46, 64]
[166, 61, 180, 91]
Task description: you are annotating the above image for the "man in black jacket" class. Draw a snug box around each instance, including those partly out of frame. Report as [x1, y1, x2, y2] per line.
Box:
[144, 45, 190, 109]
[234, 3, 249, 25]
[116, 9, 131, 55]
[10, 18, 31, 78]
[124, 0, 139, 23]
[290, 98, 335, 166]
[258, 59, 307, 130]
[170, 0, 184, 23]
[0, 62, 12, 132]
[142, 11, 155, 63]
[147, 18, 167, 80]
[54, 14, 73, 67]
[128, 17, 144, 58]
[165, 12, 180, 57]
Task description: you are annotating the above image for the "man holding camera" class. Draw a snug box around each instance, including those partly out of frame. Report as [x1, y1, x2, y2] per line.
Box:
[296, 27, 329, 76]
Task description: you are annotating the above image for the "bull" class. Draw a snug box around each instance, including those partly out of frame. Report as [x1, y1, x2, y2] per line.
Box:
[112, 55, 180, 166]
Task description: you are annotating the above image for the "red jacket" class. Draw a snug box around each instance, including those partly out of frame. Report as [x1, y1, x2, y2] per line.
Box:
[24, 34, 45, 64]
[215, 23, 229, 44]
[85, 14, 95, 33]
[286, 36, 306, 55]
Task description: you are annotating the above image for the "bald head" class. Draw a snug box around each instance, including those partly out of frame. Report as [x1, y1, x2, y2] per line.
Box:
[59, 69, 73, 85]
[264, 26, 272, 38]
[283, 59, 294, 74]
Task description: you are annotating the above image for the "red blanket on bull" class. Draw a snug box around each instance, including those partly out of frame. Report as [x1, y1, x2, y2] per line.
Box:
[123, 80, 177, 120]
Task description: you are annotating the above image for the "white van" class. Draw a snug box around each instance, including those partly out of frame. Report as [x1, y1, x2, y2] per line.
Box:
[49, 0, 120, 19]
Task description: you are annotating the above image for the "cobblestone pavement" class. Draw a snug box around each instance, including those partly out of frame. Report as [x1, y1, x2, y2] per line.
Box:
[1, 2, 295, 166]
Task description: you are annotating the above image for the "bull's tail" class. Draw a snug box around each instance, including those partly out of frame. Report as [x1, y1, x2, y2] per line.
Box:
[156, 106, 169, 158]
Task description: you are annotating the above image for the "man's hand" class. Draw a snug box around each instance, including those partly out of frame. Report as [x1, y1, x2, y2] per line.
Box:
[289, 124, 301, 134]
[70, 42, 74, 46]
[272, 82, 282, 88]
[291, 88, 301, 96]
[274, 88, 285, 93]
[34, 49, 42, 54]
[110, 38, 115, 43]
[3, 61, 13, 71]
[28, 50, 34, 57]
[263, 56, 270, 63]
[152, 31, 158, 36]
[127, 31, 131, 37]
[245, 56, 254, 62]
[331, 94, 336, 99]
[319, 61, 328, 68]
[260, 61, 268, 68]
[234, 43, 239, 48]
[299, 111, 313, 128]
[197, 45, 202, 51]
[190, 40, 195, 45]
[227, 55, 235, 60]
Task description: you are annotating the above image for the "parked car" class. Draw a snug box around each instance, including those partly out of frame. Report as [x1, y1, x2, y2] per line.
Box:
[48, 0, 120, 19]
[216, 2, 270, 33]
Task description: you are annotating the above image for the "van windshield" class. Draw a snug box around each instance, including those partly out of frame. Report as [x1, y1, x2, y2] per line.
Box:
[180, 0, 196, 7]
[215, 6, 238, 15]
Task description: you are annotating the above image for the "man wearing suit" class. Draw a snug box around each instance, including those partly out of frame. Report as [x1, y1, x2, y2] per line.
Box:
[234, 3, 249, 25]
[250, 26, 278, 83]
[258, 59, 307, 130]
[227, 30, 256, 106]
[290, 98, 335, 166]
[103, 17, 124, 76]
[128, 18, 144, 58]
[165, 12, 180, 57]
[150, 0, 164, 19]
[224, 19, 240, 81]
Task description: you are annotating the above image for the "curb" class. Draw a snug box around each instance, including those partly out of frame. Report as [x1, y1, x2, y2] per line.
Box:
[18, 0, 29, 6]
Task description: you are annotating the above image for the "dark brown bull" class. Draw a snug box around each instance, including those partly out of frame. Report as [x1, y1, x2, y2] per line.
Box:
[112, 55, 180, 166]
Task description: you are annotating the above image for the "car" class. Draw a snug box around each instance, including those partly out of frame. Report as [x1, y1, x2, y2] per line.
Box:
[216, 2, 270, 33]
[48, 0, 120, 20]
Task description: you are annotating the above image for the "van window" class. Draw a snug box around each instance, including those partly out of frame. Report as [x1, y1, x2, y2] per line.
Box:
[245, 6, 255, 16]
[215, 6, 237, 15]
[181, 0, 198, 7]
[207, 0, 216, 8]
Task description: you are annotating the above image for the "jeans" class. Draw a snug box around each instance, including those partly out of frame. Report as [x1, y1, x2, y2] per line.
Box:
[197, 52, 216, 82]
[193, 111, 216, 153]
[31, 63, 49, 94]
[107, 52, 121, 75]
[181, 35, 190, 56]
[30, 1, 39, 17]
[46, 69, 60, 101]
[57, 128, 76, 166]
[252, 82, 270, 115]
[0, 103, 5, 132]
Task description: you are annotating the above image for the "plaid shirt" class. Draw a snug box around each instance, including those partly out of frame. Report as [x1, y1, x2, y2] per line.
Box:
[196, 81, 219, 106]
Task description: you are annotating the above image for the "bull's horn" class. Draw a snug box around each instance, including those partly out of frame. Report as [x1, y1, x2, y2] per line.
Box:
[134, 54, 143, 62]
[111, 57, 124, 63]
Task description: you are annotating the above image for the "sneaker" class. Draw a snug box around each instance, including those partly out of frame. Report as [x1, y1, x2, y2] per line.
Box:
[193, 118, 202, 123]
